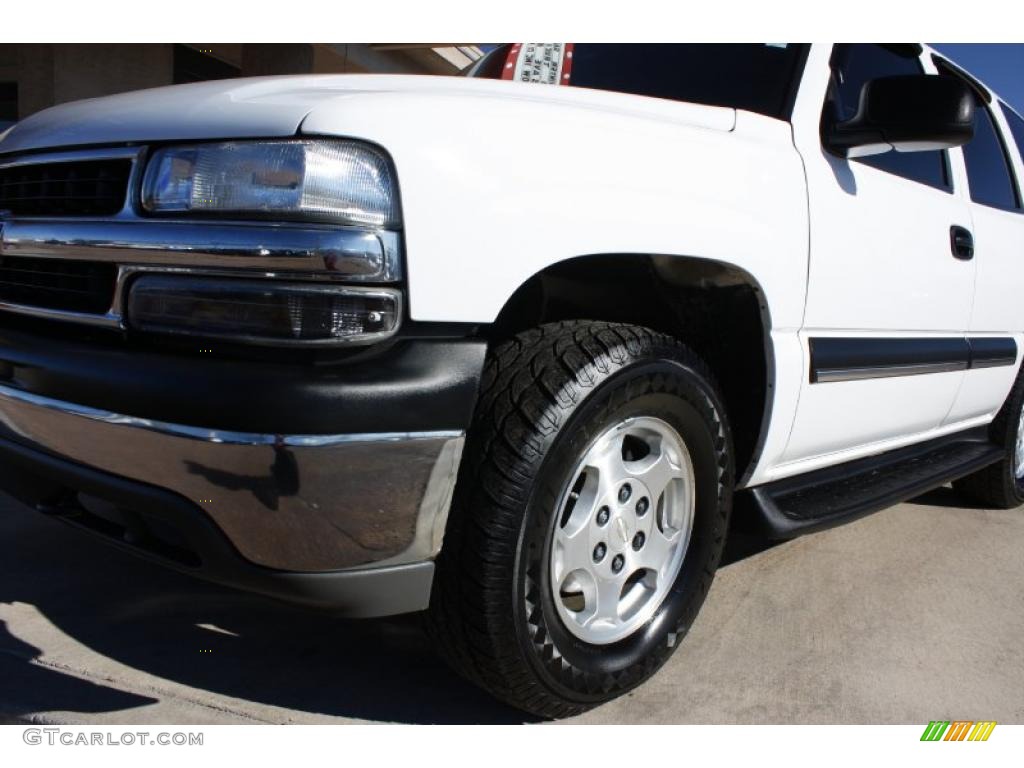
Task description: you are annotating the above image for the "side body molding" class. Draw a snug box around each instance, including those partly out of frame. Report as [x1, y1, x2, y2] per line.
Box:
[809, 337, 1018, 383]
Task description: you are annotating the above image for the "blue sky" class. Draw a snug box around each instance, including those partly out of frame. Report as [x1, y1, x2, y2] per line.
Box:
[932, 44, 1024, 114]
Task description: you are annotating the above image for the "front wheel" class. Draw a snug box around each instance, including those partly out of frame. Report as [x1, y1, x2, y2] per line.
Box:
[428, 322, 733, 718]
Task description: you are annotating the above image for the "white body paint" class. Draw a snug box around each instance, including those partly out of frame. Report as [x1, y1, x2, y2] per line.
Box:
[4, 44, 1022, 488]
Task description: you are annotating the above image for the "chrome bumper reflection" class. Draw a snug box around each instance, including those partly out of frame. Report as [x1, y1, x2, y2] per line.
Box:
[0, 219, 402, 279]
[0, 218, 402, 330]
[0, 383, 463, 572]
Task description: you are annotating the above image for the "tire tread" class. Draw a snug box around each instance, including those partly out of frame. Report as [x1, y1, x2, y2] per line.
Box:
[427, 321, 730, 718]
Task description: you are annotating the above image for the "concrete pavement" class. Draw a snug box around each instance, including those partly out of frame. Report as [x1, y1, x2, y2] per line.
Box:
[1, 488, 1021, 724]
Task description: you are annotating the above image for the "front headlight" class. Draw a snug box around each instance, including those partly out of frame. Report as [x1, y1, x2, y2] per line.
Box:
[141, 140, 399, 228]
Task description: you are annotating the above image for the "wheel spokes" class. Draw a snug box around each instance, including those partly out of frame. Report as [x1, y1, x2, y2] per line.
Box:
[1015, 408, 1024, 479]
[549, 416, 696, 645]
[583, 577, 622, 628]
[628, 449, 678, 504]
[553, 518, 597, 582]
[636, 527, 677, 578]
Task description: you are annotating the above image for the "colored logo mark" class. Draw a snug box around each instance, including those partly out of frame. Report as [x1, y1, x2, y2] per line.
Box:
[920, 721, 996, 741]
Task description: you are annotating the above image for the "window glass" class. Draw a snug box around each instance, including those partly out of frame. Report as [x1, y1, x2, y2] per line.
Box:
[829, 44, 949, 190]
[468, 44, 807, 119]
[0, 82, 17, 123]
[962, 102, 1021, 210]
[999, 102, 1024, 171]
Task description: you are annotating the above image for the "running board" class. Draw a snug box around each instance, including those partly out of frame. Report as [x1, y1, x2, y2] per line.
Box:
[744, 427, 1003, 539]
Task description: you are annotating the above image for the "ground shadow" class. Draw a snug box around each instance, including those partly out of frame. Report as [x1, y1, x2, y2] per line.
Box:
[720, 496, 783, 567]
[0, 496, 531, 724]
[720, 529, 781, 567]
[0, 492, 781, 724]
[0, 620, 157, 719]
[905, 485, 977, 509]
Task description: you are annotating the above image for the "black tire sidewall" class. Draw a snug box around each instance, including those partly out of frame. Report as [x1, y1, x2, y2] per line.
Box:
[1008, 393, 1024, 501]
[513, 357, 730, 705]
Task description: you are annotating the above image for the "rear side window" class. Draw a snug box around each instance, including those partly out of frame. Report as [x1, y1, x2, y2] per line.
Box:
[999, 103, 1024, 168]
[828, 44, 950, 191]
[962, 102, 1022, 211]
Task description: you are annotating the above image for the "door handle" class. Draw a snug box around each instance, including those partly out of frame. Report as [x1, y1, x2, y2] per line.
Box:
[950, 225, 974, 260]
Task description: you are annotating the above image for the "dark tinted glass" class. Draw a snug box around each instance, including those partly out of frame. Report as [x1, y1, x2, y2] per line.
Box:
[0, 82, 16, 122]
[999, 103, 1024, 179]
[468, 44, 807, 119]
[962, 103, 1021, 210]
[830, 44, 949, 190]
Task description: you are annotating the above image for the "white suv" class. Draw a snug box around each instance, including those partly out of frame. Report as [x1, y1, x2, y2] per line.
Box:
[0, 43, 1021, 717]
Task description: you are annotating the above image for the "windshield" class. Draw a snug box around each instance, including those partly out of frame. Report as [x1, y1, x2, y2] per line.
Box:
[467, 44, 808, 120]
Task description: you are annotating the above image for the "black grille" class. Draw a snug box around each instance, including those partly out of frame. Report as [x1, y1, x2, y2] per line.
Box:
[0, 159, 131, 216]
[0, 256, 117, 314]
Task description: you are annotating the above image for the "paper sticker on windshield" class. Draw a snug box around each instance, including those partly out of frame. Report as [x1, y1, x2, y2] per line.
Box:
[502, 43, 575, 85]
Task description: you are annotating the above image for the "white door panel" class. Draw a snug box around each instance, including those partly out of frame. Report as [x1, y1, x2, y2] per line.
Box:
[944, 352, 1022, 426]
[964, 207, 1024, 333]
[942, 88, 1024, 424]
[801, 162, 975, 332]
[788, 159, 975, 460]
[945, 205, 1024, 424]
[784, 346, 964, 460]
[784, 44, 976, 466]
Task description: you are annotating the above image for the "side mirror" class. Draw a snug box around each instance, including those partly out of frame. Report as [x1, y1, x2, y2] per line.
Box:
[825, 74, 974, 158]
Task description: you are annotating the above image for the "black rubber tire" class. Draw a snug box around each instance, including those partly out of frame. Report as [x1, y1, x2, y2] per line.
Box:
[953, 363, 1024, 509]
[427, 321, 733, 718]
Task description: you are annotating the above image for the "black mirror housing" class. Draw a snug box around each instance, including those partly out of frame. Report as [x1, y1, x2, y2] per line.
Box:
[825, 74, 975, 158]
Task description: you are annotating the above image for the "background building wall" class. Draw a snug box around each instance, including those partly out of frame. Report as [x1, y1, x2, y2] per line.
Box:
[0, 43, 482, 125]
[53, 44, 175, 106]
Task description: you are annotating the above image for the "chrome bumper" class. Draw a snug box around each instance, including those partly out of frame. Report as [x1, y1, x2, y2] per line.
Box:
[0, 382, 464, 574]
[0, 219, 402, 330]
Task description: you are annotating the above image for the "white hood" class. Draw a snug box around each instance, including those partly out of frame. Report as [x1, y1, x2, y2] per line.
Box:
[0, 74, 736, 155]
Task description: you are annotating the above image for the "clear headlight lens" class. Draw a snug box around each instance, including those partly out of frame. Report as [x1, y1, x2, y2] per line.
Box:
[142, 140, 399, 227]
